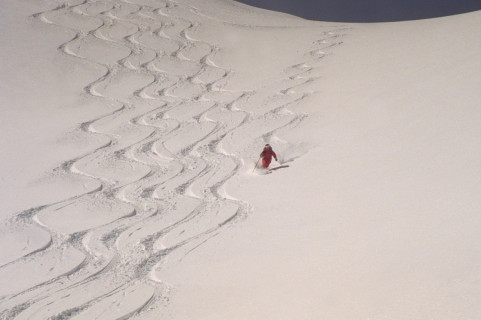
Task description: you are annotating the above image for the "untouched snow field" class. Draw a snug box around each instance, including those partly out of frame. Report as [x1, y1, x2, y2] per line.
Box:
[1, 0, 481, 319]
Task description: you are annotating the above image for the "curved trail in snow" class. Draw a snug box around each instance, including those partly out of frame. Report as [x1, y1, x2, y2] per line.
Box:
[0, 1, 348, 318]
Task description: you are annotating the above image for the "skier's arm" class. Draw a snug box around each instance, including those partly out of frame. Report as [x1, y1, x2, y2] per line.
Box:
[273, 151, 278, 161]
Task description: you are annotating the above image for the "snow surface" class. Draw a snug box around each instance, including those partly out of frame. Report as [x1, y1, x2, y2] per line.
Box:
[1, 0, 481, 319]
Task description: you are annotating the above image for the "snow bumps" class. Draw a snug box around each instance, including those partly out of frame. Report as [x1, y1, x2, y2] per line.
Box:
[0, 0, 347, 318]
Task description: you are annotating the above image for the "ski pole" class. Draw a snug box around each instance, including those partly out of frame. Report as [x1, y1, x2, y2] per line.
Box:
[252, 157, 261, 173]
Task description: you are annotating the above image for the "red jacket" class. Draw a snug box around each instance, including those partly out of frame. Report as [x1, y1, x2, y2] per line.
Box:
[260, 148, 277, 161]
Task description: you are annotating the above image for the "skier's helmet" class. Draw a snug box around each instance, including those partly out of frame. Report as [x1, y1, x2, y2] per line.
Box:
[265, 144, 271, 150]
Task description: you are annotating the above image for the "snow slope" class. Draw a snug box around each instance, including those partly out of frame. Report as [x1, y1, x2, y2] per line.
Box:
[1, 0, 480, 319]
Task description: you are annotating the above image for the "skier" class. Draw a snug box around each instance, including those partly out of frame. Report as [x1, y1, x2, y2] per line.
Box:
[259, 144, 277, 168]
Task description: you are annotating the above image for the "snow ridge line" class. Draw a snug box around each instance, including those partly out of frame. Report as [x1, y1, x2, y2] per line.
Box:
[0, 1, 348, 318]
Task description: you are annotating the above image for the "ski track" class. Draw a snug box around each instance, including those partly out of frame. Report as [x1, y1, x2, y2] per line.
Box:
[0, 1, 348, 318]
